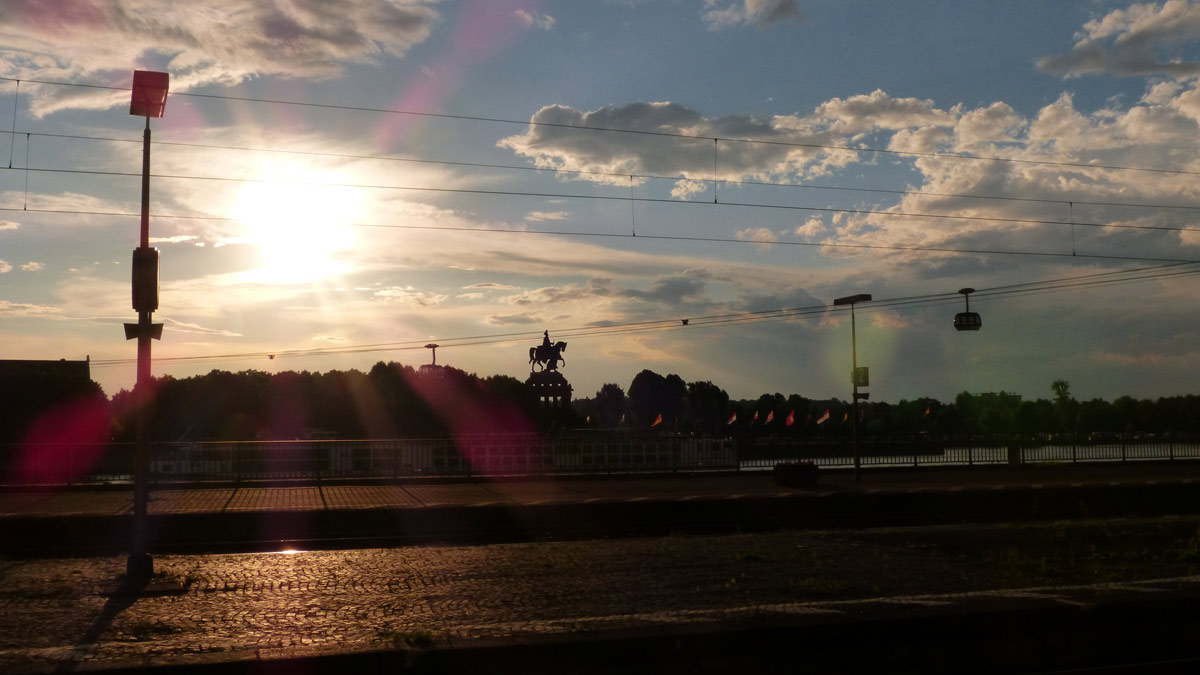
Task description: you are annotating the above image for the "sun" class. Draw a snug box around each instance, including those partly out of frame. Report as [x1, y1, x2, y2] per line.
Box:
[231, 167, 362, 284]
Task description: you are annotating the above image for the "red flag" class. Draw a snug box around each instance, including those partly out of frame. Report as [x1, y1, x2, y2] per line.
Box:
[842, 411, 849, 422]
[651, 413, 663, 427]
[786, 410, 795, 426]
[726, 411, 737, 425]
[586, 415, 591, 424]
[765, 410, 774, 424]
[752, 411, 759, 424]
[816, 409, 831, 424]
[924, 405, 931, 416]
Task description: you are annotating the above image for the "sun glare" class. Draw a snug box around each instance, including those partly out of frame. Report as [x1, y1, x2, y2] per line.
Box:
[232, 168, 362, 284]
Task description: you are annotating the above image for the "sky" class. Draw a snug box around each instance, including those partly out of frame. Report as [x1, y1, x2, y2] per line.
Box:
[2, 0, 1200, 405]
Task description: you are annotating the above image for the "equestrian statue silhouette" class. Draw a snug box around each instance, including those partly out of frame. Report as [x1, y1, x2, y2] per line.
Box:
[529, 330, 567, 372]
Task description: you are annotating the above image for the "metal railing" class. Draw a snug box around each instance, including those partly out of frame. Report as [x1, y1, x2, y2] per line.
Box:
[1, 432, 1197, 485]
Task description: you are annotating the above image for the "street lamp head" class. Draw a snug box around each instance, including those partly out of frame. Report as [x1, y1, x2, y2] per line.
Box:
[833, 293, 872, 306]
[130, 70, 169, 118]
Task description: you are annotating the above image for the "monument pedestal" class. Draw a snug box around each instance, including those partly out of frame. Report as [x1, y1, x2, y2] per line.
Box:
[526, 370, 572, 408]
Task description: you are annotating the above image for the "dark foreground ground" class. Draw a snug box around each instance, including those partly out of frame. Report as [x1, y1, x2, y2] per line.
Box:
[2, 463, 1200, 673]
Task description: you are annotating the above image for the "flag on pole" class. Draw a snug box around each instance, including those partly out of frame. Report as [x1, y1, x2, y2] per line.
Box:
[816, 409, 830, 424]
[651, 413, 663, 427]
[752, 411, 759, 424]
[765, 410, 774, 424]
[726, 411, 737, 425]
[586, 415, 591, 424]
[924, 405, 931, 416]
[842, 411, 849, 422]
[786, 410, 795, 426]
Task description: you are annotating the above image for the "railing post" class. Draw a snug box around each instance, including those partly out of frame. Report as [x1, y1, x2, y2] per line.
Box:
[1169, 432, 1175, 461]
[1121, 434, 1127, 462]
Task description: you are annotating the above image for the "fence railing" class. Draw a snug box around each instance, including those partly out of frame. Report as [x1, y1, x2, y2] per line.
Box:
[1, 432, 1198, 485]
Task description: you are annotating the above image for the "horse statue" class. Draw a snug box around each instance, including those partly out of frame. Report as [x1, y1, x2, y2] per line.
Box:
[529, 333, 567, 372]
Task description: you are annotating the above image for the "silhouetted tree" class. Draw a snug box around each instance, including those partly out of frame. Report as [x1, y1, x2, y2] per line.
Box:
[593, 383, 627, 427]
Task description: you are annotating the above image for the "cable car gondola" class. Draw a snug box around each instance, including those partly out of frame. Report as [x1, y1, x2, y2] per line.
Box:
[954, 287, 981, 331]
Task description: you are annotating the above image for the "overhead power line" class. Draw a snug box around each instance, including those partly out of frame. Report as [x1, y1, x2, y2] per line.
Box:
[6, 75, 1200, 177]
[88, 261, 1200, 370]
[7, 163, 1200, 236]
[5, 128, 1200, 214]
[4, 203, 1199, 265]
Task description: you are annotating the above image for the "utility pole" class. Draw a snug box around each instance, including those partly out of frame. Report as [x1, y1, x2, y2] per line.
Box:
[124, 70, 168, 580]
[834, 294, 871, 481]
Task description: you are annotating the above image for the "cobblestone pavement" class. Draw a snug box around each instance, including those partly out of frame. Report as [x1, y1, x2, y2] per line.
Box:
[2, 517, 1200, 672]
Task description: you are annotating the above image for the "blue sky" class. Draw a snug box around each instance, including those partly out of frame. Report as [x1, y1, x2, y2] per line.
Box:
[2, 0, 1200, 404]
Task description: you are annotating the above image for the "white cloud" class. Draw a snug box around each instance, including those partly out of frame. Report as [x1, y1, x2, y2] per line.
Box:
[163, 318, 242, 337]
[525, 210, 569, 222]
[670, 179, 709, 200]
[0, 260, 10, 273]
[0, 0, 440, 116]
[815, 89, 956, 135]
[0, 299, 59, 316]
[499, 92, 964, 188]
[702, 0, 805, 30]
[514, 9, 555, 30]
[374, 286, 447, 306]
[794, 216, 828, 238]
[487, 312, 540, 325]
[149, 235, 200, 245]
[20, 261, 43, 271]
[0, 220, 18, 231]
[464, 282, 518, 290]
[736, 227, 778, 247]
[1037, 0, 1200, 78]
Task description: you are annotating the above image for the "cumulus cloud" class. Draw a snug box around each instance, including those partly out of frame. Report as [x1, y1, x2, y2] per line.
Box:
[736, 227, 778, 245]
[670, 179, 709, 200]
[20, 261, 43, 271]
[499, 99, 878, 184]
[514, 9, 555, 30]
[374, 286, 447, 306]
[623, 268, 712, 305]
[0, 0, 440, 116]
[1037, 0, 1200, 78]
[702, 0, 804, 30]
[815, 89, 956, 135]
[0, 220, 19, 231]
[0, 260, 10, 273]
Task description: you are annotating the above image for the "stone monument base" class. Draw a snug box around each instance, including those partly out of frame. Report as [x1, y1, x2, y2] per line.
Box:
[526, 370, 572, 407]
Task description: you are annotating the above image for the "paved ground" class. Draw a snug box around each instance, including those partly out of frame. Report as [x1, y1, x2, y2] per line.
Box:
[2, 463, 1200, 672]
[2, 520, 1200, 673]
[3, 461, 1197, 517]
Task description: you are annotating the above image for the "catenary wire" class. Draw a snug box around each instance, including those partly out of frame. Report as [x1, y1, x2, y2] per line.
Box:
[88, 262, 1200, 369]
[4, 75, 1200, 177]
[5, 128, 1200, 216]
[3, 204, 1198, 265]
[6, 164, 1200, 236]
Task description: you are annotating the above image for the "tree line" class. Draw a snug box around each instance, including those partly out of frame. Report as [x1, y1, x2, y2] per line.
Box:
[5, 364, 1200, 445]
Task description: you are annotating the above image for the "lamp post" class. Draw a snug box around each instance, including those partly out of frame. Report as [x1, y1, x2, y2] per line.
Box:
[833, 293, 871, 481]
[124, 70, 168, 580]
